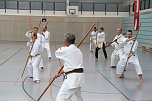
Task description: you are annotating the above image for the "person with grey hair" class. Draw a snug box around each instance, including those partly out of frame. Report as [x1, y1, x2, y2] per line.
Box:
[55, 33, 84, 101]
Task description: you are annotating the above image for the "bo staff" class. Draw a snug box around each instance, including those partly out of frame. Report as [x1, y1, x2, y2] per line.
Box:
[38, 20, 42, 29]
[29, 17, 32, 30]
[45, 22, 48, 27]
[77, 23, 96, 47]
[21, 17, 32, 78]
[21, 20, 42, 78]
[106, 33, 126, 48]
[36, 22, 96, 101]
[21, 44, 34, 78]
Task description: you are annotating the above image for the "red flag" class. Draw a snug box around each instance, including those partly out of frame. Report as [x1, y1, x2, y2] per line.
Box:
[134, 0, 140, 31]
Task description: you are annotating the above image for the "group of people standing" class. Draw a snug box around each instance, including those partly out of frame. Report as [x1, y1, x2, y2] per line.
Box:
[22, 25, 143, 101]
[90, 27, 108, 59]
[90, 27, 143, 83]
[25, 26, 51, 83]
[25, 26, 84, 101]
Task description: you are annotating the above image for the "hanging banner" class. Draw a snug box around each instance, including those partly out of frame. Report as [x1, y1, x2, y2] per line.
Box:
[134, 0, 140, 31]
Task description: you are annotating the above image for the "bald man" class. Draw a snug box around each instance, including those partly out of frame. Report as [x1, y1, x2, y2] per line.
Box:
[110, 28, 125, 68]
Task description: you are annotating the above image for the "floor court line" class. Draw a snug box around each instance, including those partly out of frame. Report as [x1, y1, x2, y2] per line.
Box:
[97, 70, 130, 101]
[0, 48, 23, 67]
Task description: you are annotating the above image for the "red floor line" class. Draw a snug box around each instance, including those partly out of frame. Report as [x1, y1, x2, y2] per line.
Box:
[50, 70, 55, 101]
[14, 77, 20, 84]
[0, 80, 53, 82]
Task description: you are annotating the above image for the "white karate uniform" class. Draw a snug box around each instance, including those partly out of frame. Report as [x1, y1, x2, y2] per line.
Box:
[116, 39, 143, 75]
[90, 31, 97, 51]
[95, 31, 108, 59]
[25, 32, 44, 68]
[26, 39, 42, 81]
[111, 34, 125, 66]
[55, 44, 84, 101]
[97, 31, 105, 44]
[42, 30, 51, 58]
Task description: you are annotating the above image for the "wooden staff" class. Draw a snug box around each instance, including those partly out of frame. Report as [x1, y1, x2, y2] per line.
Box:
[38, 20, 42, 29]
[36, 22, 96, 101]
[106, 33, 126, 48]
[96, 22, 98, 30]
[21, 17, 32, 78]
[45, 22, 48, 27]
[21, 44, 34, 78]
[29, 17, 32, 30]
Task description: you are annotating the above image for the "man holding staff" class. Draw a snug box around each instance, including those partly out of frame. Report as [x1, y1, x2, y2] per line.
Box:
[110, 28, 125, 68]
[41, 25, 52, 59]
[25, 27, 44, 70]
[116, 30, 143, 83]
[26, 33, 43, 83]
[55, 33, 84, 101]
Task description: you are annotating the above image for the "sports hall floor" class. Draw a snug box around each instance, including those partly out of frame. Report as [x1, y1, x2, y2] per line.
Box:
[0, 41, 152, 101]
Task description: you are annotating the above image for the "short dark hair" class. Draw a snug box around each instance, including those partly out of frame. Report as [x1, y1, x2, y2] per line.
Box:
[64, 33, 75, 44]
[100, 27, 104, 30]
[128, 30, 132, 33]
[33, 27, 38, 30]
[93, 27, 96, 30]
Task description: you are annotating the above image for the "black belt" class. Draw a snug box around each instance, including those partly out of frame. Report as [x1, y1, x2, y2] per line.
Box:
[64, 68, 84, 79]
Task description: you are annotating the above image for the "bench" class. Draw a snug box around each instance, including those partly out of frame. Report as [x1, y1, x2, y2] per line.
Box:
[141, 45, 152, 53]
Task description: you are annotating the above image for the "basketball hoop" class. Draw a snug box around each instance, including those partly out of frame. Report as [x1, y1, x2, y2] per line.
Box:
[67, 6, 78, 15]
[69, 9, 76, 15]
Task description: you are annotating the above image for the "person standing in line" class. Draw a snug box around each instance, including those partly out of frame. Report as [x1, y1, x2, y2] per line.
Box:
[41, 26, 52, 59]
[95, 27, 108, 59]
[26, 34, 43, 83]
[25, 27, 44, 70]
[90, 27, 97, 52]
[116, 30, 143, 83]
[110, 28, 125, 68]
[55, 33, 84, 101]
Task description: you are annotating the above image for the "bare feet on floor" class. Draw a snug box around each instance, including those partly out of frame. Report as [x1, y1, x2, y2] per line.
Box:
[119, 74, 125, 78]
[35, 80, 40, 83]
[139, 78, 144, 84]
[139, 74, 144, 84]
